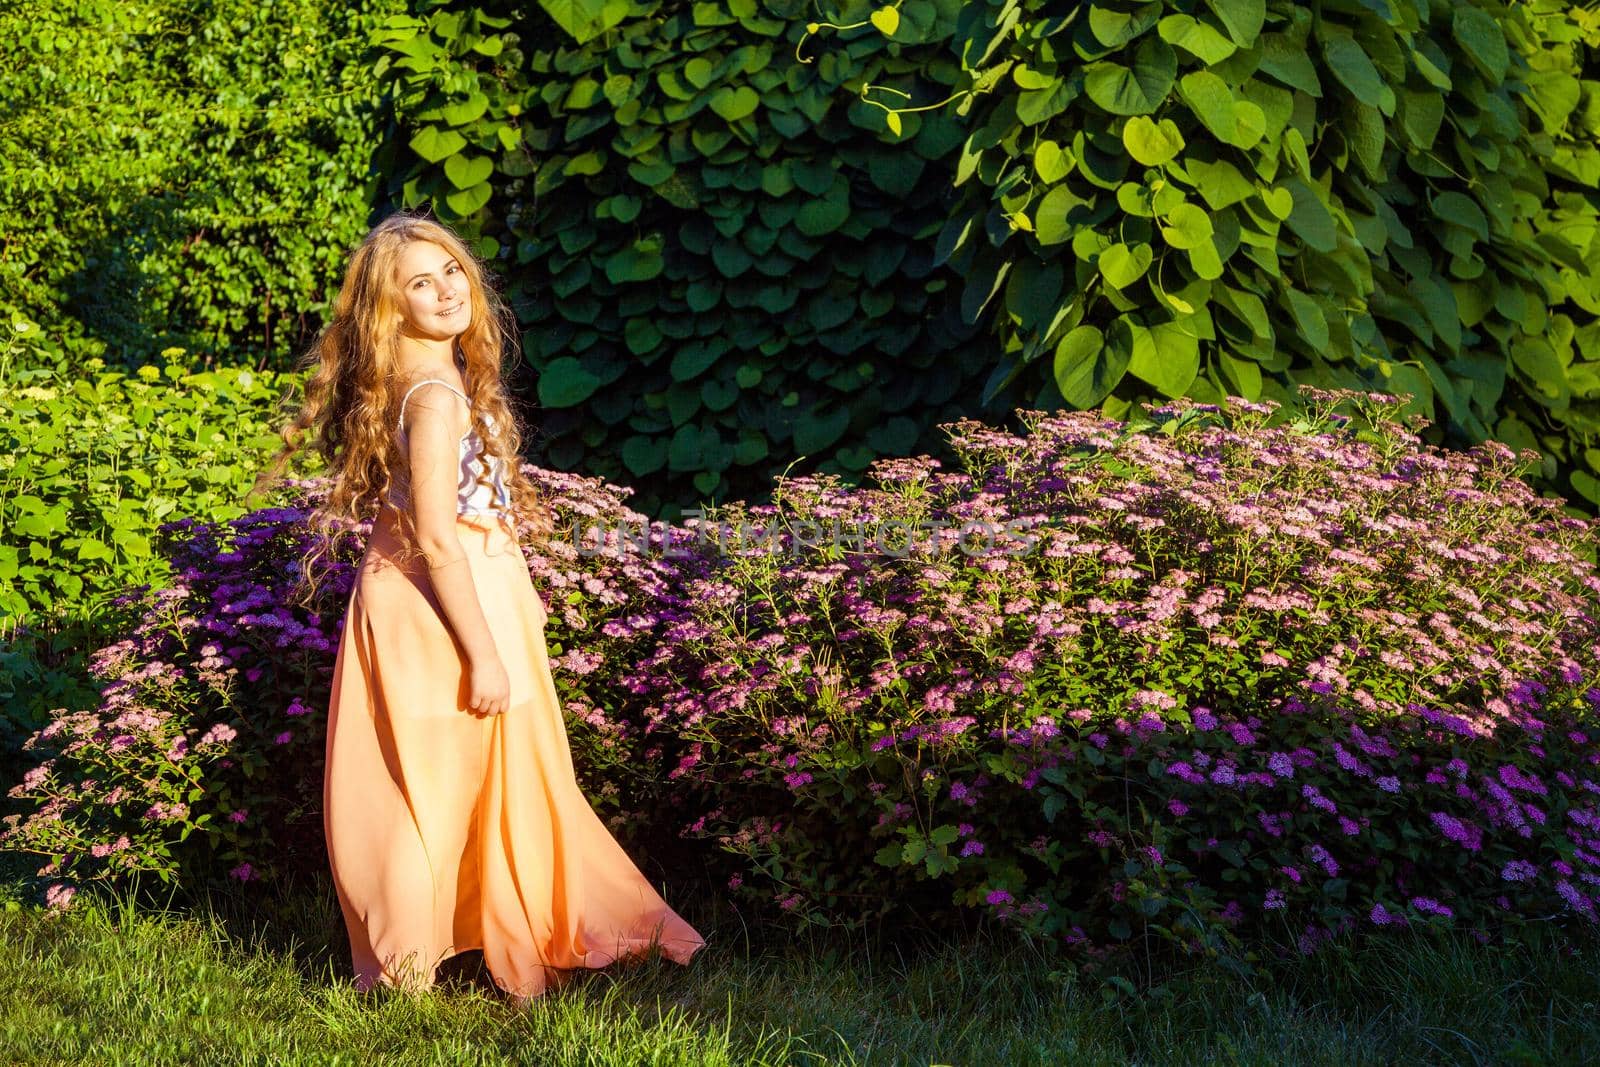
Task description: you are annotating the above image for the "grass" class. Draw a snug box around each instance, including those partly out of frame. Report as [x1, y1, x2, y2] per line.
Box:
[0, 859, 1597, 1066]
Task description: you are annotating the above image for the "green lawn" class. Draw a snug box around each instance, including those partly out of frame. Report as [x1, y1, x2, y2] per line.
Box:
[0, 860, 1596, 1066]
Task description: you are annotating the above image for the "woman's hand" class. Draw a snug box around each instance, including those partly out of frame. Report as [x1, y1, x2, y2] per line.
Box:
[468, 651, 511, 717]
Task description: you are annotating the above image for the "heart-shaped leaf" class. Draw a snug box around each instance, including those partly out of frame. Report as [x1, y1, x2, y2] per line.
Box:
[444, 182, 492, 215]
[1085, 38, 1176, 116]
[1132, 319, 1200, 398]
[1034, 140, 1073, 183]
[870, 6, 899, 36]
[441, 92, 489, 126]
[684, 57, 716, 89]
[410, 126, 467, 163]
[710, 86, 760, 122]
[444, 153, 493, 190]
[1158, 14, 1237, 64]
[1160, 203, 1214, 250]
[1178, 70, 1235, 140]
[1099, 242, 1154, 289]
[1205, 0, 1265, 48]
[1055, 324, 1124, 408]
[1122, 116, 1185, 166]
[538, 356, 604, 407]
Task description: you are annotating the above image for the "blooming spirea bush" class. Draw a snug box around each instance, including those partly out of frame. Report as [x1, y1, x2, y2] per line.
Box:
[6, 388, 1599, 966]
[655, 387, 1600, 957]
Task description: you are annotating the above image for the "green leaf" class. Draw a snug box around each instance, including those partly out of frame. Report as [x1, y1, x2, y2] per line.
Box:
[1220, 349, 1263, 398]
[794, 407, 851, 453]
[603, 242, 666, 283]
[1432, 191, 1488, 242]
[1260, 186, 1293, 219]
[1349, 102, 1385, 179]
[1133, 320, 1201, 397]
[1322, 34, 1393, 114]
[622, 436, 666, 476]
[1188, 239, 1224, 280]
[1085, 38, 1177, 116]
[684, 57, 717, 89]
[1453, 6, 1508, 85]
[441, 93, 489, 125]
[538, 357, 604, 406]
[1219, 284, 1272, 338]
[1090, 2, 1162, 47]
[409, 126, 467, 163]
[1018, 81, 1074, 126]
[1399, 90, 1446, 150]
[710, 86, 759, 122]
[1157, 14, 1237, 64]
[1161, 203, 1214, 250]
[1186, 158, 1255, 209]
[668, 425, 703, 471]
[75, 538, 112, 561]
[1035, 183, 1095, 245]
[1122, 116, 1185, 166]
[1282, 178, 1337, 252]
[1258, 33, 1321, 95]
[444, 182, 492, 215]
[1282, 126, 1312, 176]
[1510, 338, 1570, 403]
[443, 153, 493, 190]
[1224, 100, 1266, 150]
[796, 189, 850, 236]
[1054, 324, 1125, 408]
[1205, 0, 1265, 48]
[1178, 71, 1235, 140]
[1283, 287, 1329, 351]
[1100, 242, 1154, 289]
[1035, 140, 1074, 183]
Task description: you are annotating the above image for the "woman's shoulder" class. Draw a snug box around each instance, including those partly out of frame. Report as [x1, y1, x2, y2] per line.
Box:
[399, 365, 470, 398]
[396, 372, 472, 439]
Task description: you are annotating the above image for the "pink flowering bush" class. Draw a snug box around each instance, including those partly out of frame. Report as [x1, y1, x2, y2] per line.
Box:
[619, 388, 1600, 957]
[6, 387, 1600, 965]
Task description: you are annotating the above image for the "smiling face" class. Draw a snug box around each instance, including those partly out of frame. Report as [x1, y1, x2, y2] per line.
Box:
[393, 239, 472, 341]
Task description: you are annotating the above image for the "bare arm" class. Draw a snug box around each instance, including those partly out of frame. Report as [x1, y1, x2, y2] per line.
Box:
[401, 383, 505, 694]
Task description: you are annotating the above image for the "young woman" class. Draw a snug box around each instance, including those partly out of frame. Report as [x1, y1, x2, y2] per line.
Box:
[255, 211, 706, 1002]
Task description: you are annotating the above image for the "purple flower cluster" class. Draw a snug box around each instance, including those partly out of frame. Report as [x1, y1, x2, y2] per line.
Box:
[7, 388, 1600, 958]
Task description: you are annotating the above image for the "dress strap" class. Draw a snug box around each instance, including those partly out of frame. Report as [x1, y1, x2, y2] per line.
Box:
[396, 378, 470, 437]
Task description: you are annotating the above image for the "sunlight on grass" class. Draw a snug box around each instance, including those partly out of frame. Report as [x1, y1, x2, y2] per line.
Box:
[1, 869, 1597, 1065]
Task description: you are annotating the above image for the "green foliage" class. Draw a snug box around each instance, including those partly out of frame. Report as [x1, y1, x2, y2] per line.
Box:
[0, 0, 401, 368]
[858, 0, 1600, 513]
[371, 0, 1600, 520]
[368, 0, 994, 517]
[0, 316, 318, 625]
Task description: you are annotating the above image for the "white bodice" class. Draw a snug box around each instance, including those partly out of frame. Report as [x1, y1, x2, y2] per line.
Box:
[385, 378, 512, 518]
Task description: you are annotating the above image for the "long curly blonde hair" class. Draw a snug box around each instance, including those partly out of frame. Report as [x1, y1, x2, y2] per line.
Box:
[251, 211, 555, 609]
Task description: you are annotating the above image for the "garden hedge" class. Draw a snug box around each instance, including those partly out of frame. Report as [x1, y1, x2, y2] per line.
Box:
[371, 0, 1600, 517]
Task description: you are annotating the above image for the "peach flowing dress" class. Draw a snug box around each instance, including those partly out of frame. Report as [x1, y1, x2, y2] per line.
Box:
[322, 379, 706, 999]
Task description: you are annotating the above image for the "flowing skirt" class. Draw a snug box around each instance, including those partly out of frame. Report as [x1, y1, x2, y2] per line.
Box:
[323, 508, 706, 1000]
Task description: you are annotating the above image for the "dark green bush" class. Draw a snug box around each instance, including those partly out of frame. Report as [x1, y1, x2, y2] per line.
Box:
[0, 0, 402, 368]
[370, 0, 1600, 517]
